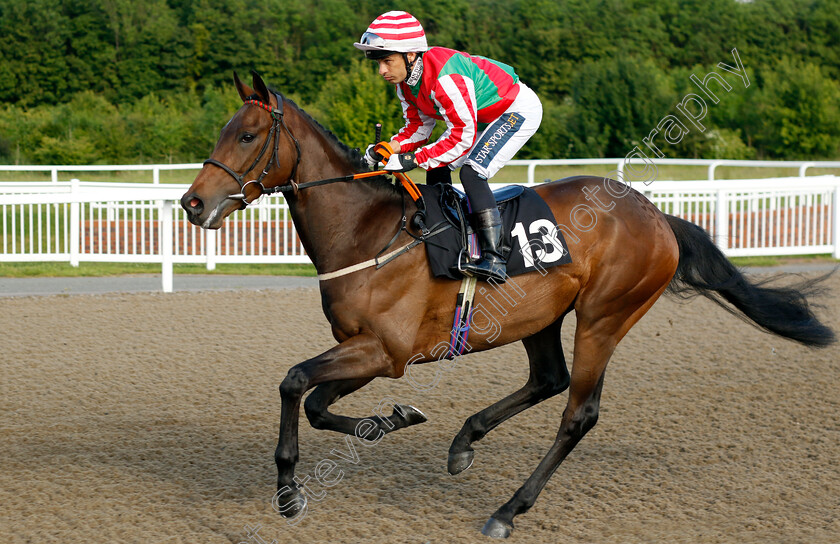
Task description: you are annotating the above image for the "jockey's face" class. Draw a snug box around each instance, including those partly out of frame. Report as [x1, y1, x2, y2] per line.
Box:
[377, 52, 416, 84]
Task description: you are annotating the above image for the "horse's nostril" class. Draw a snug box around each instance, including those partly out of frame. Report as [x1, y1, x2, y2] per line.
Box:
[181, 193, 204, 216]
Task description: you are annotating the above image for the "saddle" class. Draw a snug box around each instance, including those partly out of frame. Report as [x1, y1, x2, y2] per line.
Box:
[416, 183, 572, 280]
[439, 184, 525, 234]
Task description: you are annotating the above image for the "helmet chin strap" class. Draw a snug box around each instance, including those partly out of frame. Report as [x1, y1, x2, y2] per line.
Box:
[403, 53, 423, 86]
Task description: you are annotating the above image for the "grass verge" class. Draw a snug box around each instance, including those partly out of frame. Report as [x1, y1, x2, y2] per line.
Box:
[1, 255, 837, 279]
[728, 254, 839, 267]
[0, 262, 316, 278]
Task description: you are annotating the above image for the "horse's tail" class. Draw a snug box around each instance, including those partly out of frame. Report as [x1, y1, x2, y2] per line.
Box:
[664, 214, 836, 347]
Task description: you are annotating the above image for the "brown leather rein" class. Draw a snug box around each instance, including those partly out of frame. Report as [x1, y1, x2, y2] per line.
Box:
[202, 91, 424, 209]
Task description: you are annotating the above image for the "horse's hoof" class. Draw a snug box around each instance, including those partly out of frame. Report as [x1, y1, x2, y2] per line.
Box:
[271, 486, 307, 519]
[481, 517, 513, 538]
[448, 450, 475, 475]
[395, 404, 428, 426]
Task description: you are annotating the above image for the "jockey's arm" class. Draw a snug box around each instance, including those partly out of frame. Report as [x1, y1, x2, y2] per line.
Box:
[392, 86, 435, 154]
[411, 75, 478, 170]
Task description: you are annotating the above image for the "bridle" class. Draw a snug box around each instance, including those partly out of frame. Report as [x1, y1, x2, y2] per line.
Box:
[199, 89, 445, 279]
[203, 91, 302, 205]
[202, 90, 428, 224]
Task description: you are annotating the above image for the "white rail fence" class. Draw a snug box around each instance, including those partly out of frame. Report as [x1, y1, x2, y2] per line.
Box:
[1, 160, 839, 293]
[644, 176, 840, 258]
[0, 181, 307, 292]
[3, 157, 840, 185]
[508, 157, 840, 184]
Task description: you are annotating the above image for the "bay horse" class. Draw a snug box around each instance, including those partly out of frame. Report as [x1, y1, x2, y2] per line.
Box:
[180, 72, 835, 538]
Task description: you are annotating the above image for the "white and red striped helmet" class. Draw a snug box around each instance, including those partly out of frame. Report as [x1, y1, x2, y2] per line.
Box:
[353, 11, 428, 58]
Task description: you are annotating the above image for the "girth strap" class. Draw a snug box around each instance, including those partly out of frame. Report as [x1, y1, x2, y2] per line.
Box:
[316, 221, 452, 281]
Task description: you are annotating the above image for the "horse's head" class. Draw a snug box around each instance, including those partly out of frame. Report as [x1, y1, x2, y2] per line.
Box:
[181, 71, 299, 229]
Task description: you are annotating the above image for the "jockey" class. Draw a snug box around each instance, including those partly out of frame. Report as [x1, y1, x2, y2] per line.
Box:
[354, 11, 543, 283]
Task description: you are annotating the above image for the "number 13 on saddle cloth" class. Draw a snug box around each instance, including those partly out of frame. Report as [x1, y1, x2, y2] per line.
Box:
[418, 183, 572, 281]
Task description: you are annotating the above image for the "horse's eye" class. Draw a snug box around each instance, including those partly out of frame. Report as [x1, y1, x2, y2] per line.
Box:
[240, 133, 256, 143]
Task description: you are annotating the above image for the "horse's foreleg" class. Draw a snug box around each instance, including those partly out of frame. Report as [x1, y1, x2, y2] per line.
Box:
[448, 316, 570, 475]
[304, 378, 427, 435]
[274, 333, 394, 518]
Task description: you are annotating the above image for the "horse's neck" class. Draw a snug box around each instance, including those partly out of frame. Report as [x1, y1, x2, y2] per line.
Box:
[283, 111, 401, 274]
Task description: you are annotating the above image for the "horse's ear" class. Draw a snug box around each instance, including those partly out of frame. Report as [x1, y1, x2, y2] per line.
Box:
[250, 70, 271, 103]
[234, 71, 254, 102]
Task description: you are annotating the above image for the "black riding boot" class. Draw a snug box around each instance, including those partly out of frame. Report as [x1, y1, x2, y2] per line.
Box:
[462, 207, 507, 283]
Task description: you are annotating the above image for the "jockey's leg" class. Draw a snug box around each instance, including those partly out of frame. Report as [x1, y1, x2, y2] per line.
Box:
[426, 165, 452, 186]
[457, 83, 543, 283]
[460, 165, 507, 283]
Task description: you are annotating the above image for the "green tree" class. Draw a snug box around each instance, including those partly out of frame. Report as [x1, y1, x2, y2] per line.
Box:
[312, 60, 404, 150]
[4, 0, 840, 163]
[747, 59, 840, 158]
[0, 0, 71, 106]
[569, 55, 675, 157]
[517, 97, 579, 159]
[99, 0, 189, 101]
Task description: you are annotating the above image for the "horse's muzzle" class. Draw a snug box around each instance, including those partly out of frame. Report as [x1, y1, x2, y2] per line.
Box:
[180, 192, 206, 226]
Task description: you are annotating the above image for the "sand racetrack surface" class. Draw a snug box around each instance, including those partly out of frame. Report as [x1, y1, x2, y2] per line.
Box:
[2, 272, 839, 544]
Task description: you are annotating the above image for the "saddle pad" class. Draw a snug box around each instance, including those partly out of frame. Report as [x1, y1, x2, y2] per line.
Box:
[418, 183, 573, 280]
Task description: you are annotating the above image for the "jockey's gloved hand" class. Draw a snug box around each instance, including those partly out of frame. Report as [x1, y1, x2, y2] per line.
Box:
[363, 143, 384, 168]
[383, 152, 418, 173]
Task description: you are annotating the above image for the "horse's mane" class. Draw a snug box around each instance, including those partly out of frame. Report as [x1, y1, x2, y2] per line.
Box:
[265, 89, 401, 199]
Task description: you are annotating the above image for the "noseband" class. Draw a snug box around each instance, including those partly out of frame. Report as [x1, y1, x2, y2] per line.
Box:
[203, 92, 302, 205]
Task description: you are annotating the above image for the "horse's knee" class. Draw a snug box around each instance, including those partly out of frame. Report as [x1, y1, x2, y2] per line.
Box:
[303, 394, 328, 429]
[545, 376, 569, 397]
[561, 399, 600, 439]
[580, 402, 599, 433]
[532, 370, 569, 400]
[279, 367, 308, 398]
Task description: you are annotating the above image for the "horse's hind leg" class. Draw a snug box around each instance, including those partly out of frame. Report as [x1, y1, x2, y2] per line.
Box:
[448, 314, 571, 475]
[481, 281, 670, 538]
[304, 378, 427, 436]
[481, 316, 612, 538]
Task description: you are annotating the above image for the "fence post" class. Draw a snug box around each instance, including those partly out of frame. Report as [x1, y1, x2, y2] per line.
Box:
[833, 184, 840, 259]
[161, 200, 174, 293]
[527, 162, 537, 186]
[798, 162, 813, 177]
[70, 179, 80, 267]
[708, 161, 722, 181]
[206, 229, 217, 271]
[259, 198, 268, 223]
[716, 188, 729, 253]
[153, 167, 160, 184]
